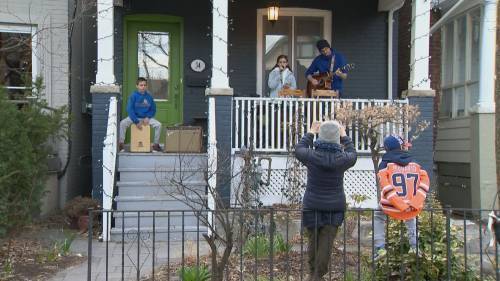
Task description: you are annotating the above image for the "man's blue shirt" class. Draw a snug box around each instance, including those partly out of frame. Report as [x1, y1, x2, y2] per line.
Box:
[305, 49, 347, 94]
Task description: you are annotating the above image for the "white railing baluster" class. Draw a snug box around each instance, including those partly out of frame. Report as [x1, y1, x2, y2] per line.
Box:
[271, 101, 275, 150]
[259, 100, 263, 149]
[360, 101, 366, 151]
[319, 101, 323, 122]
[277, 101, 282, 150]
[234, 100, 239, 150]
[283, 100, 288, 150]
[246, 99, 251, 148]
[253, 100, 257, 149]
[240, 100, 245, 148]
[265, 99, 269, 150]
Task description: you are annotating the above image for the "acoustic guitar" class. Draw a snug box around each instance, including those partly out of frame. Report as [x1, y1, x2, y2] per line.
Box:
[306, 63, 355, 98]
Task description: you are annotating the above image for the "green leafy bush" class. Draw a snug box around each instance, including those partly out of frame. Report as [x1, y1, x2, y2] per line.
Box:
[243, 233, 291, 259]
[365, 194, 492, 281]
[0, 89, 68, 237]
[178, 265, 211, 281]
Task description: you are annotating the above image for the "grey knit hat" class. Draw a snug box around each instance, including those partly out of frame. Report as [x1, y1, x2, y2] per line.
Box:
[318, 121, 340, 144]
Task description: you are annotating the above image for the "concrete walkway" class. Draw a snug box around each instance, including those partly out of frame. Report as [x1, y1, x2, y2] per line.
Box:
[49, 236, 210, 281]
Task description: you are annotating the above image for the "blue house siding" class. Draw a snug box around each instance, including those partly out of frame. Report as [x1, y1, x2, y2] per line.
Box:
[214, 96, 233, 204]
[229, 0, 389, 99]
[408, 96, 435, 181]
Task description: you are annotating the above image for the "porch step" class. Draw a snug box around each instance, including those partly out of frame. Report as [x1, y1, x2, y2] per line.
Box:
[112, 153, 209, 242]
[115, 195, 206, 211]
[113, 211, 207, 231]
[118, 152, 207, 169]
[109, 226, 208, 242]
[118, 168, 206, 182]
[116, 181, 206, 197]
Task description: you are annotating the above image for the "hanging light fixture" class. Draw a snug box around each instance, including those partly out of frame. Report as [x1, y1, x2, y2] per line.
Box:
[267, 2, 280, 24]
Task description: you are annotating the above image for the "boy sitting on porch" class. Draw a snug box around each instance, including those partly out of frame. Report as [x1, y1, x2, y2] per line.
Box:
[374, 134, 430, 260]
[119, 77, 162, 152]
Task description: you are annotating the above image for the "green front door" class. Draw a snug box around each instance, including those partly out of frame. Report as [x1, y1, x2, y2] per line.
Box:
[124, 15, 183, 142]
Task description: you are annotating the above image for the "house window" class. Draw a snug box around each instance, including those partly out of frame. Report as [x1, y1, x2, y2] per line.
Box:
[257, 8, 331, 96]
[440, 8, 480, 118]
[0, 24, 37, 100]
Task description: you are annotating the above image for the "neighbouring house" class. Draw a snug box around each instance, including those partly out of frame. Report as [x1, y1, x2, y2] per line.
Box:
[0, 0, 92, 215]
[76, 0, 445, 240]
[427, 0, 497, 211]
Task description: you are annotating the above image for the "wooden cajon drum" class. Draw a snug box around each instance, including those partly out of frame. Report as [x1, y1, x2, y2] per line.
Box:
[278, 88, 305, 98]
[130, 124, 151, 152]
[312, 89, 339, 98]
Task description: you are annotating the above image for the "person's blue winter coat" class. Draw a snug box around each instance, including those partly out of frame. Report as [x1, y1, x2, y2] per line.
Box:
[295, 133, 357, 228]
[126, 91, 156, 124]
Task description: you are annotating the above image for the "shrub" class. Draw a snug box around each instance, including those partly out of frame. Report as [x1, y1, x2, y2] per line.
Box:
[178, 265, 211, 281]
[0, 89, 68, 237]
[63, 196, 100, 219]
[365, 194, 491, 281]
[243, 233, 291, 259]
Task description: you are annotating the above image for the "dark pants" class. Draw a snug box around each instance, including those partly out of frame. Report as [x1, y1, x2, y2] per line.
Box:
[306, 225, 339, 281]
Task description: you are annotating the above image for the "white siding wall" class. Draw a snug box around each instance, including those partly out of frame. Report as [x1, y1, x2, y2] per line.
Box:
[0, 0, 70, 204]
[435, 117, 472, 163]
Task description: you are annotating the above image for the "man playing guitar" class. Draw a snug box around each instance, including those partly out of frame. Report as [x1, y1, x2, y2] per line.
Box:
[306, 39, 348, 97]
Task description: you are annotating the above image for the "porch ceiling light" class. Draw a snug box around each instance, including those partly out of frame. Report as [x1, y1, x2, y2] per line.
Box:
[267, 4, 279, 24]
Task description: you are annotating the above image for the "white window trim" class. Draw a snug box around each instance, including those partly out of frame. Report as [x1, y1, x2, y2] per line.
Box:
[256, 8, 332, 96]
[0, 23, 38, 90]
[440, 6, 480, 119]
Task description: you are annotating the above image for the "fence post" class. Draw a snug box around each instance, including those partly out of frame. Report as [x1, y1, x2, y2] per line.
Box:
[87, 208, 94, 281]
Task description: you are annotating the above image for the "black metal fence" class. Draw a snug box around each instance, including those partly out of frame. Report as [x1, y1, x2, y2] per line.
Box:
[87, 208, 499, 281]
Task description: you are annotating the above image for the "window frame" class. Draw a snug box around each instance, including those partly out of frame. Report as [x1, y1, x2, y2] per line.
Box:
[440, 7, 481, 119]
[0, 23, 38, 93]
[256, 8, 331, 96]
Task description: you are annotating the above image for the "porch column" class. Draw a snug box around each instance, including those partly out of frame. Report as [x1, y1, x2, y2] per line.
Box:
[404, 0, 435, 181]
[207, 0, 233, 206]
[476, 0, 497, 112]
[96, 0, 116, 85]
[91, 0, 120, 203]
[470, 0, 498, 211]
[211, 0, 229, 88]
[408, 0, 431, 90]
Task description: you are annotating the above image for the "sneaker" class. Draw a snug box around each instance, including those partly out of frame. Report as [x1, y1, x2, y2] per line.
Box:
[119, 143, 125, 152]
[152, 143, 162, 152]
[374, 247, 387, 261]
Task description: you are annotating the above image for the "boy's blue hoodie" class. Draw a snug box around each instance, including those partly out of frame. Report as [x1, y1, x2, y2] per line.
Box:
[378, 149, 413, 170]
[127, 91, 156, 124]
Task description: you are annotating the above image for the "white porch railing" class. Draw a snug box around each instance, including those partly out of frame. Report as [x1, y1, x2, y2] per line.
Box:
[102, 97, 118, 241]
[232, 97, 409, 153]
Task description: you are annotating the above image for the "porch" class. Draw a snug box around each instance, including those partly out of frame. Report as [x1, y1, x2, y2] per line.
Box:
[91, 0, 437, 242]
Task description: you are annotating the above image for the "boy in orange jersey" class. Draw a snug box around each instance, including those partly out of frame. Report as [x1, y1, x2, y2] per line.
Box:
[373, 135, 430, 260]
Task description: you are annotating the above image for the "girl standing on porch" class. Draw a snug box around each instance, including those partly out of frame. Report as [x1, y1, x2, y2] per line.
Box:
[268, 55, 297, 98]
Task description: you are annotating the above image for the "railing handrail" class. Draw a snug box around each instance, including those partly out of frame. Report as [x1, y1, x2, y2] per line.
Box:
[233, 96, 409, 103]
[101, 96, 118, 241]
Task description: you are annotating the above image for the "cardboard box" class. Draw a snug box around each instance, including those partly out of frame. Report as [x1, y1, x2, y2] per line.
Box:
[165, 126, 202, 153]
[130, 124, 151, 152]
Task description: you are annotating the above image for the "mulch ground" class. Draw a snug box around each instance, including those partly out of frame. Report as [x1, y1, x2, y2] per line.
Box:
[0, 214, 86, 281]
[144, 243, 359, 281]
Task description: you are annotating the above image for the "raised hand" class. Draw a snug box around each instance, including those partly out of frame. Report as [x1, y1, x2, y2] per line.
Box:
[309, 121, 321, 134]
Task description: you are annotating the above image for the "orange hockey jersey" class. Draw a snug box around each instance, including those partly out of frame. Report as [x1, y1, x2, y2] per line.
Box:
[377, 162, 430, 220]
